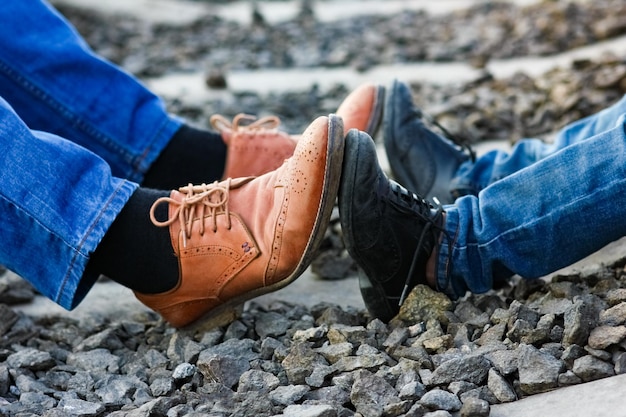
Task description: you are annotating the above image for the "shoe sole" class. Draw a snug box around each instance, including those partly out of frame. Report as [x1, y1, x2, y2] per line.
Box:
[339, 130, 402, 321]
[184, 114, 345, 332]
[365, 85, 386, 138]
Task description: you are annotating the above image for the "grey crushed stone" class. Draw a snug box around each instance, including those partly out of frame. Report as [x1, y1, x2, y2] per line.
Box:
[2, 0, 626, 415]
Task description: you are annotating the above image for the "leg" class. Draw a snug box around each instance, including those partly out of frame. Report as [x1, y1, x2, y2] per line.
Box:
[133, 115, 345, 328]
[341, 114, 626, 320]
[1, 94, 344, 328]
[438, 115, 626, 298]
[384, 79, 626, 202]
[452, 94, 626, 196]
[0, 0, 182, 182]
[0, 0, 233, 188]
[0, 2, 386, 187]
[339, 130, 443, 322]
[0, 97, 136, 309]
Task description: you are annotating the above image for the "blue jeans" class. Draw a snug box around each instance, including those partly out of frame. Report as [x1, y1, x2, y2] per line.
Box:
[438, 95, 626, 298]
[0, 1, 182, 308]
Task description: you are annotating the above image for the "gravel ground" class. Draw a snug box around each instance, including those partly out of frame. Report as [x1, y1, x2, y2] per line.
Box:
[2, 1, 626, 416]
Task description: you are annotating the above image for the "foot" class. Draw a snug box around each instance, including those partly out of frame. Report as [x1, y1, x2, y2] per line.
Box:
[336, 82, 385, 137]
[339, 129, 444, 322]
[136, 115, 344, 328]
[383, 79, 473, 205]
[213, 82, 383, 180]
[212, 114, 299, 180]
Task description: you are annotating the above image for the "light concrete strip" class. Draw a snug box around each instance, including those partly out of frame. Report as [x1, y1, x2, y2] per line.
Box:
[488, 373, 626, 417]
[144, 62, 483, 101]
[144, 35, 626, 101]
[49, 0, 209, 25]
[50, 0, 546, 25]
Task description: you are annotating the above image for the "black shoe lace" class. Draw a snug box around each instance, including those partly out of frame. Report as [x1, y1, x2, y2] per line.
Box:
[420, 111, 476, 163]
[389, 181, 446, 306]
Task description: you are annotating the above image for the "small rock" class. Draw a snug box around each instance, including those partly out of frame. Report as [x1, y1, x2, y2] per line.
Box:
[304, 385, 351, 406]
[172, 363, 196, 383]
[294, 325, 329, 343]
[205, 68, 227, 89]
[572, 355, 615, 382]
[517, 344, 564, 395]
[150, 377, 175, 397]
[255, 311, 292, 338]
[94, 375, 149, 407]
[429, 355, 491, 386]
[587, 325, 626, 349]
[74, 328, 124, 352]
[614, 352, 626, 374]
[57, 397, 105, 417]
[282, 403, 337, 417]
[477, 323, 507, 346]
[66, 349, 120, 373]
[0, 304, 19, 337]
[143, 348, 169, 368]
[270, 385, 310, 406]
[238, 369, 281, 394]
[558, 370, 583, 386]
[397, 285, 454, 325]
[599, 302, 626, 326]
[350, 370, 401, 417]
[487, 369, 517, 403]
[7, 348, 55, 371]
[282, 342, 328, 385]
[331, 353, 387, 373]
[562, 297, 599, 346]
[399, 381, 427, 401]
[419, 388, 462, 412]
[327, 324, 369, 346]
[315, 342, 353, 364]
[460, 397, 491, 417]
[605, 289, 626, 306]
[485, 349, 519, 376]
[197, 354, 250, 388]
[224, 320, 248, 340]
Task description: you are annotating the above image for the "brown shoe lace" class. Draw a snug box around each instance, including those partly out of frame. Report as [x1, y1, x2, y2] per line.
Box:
[149, 179, 252, 247]
[210, 113, 281, 134]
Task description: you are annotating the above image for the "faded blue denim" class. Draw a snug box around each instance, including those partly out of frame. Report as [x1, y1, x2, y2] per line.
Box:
[0, 1, 182, 308]
[438, 96, 626, 298]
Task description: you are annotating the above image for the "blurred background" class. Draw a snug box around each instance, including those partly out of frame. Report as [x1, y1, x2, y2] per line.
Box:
[47, 0, 626, 143]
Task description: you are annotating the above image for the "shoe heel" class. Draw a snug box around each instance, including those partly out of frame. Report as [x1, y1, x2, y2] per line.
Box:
[367, 84, 386, 137]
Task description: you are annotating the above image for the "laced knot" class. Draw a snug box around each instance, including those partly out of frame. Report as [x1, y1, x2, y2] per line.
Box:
[210, 113, 281, 133]
[389, 181, 446, 306]
[150, 180, 233, 247]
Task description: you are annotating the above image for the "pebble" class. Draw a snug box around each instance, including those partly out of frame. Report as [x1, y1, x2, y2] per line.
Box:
[2, 0, 626, 415]
[4, 264, 625, 414]
[460, 397, 491, 417]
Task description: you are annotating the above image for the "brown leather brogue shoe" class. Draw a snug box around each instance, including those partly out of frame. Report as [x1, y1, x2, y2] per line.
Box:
[213, 85, 382, 180]
[135, 115, 344, 328]
[211, 113, 299, 180]
[336, 82, 385, 137]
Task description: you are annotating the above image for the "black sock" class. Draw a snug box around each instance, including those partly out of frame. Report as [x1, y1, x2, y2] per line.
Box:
[142, 124, 227, 190]
[86, 187, 179, 294]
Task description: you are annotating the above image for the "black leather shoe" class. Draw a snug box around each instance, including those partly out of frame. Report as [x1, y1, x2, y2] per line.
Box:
[384, 79, 474, 205]
[339, 129, 444, 322]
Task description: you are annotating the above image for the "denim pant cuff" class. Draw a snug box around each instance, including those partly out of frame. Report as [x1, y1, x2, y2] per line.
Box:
[59, 180, 139, 310]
